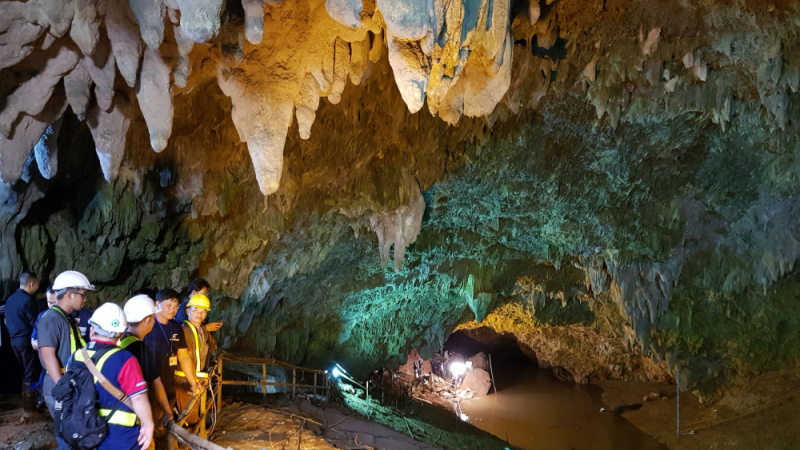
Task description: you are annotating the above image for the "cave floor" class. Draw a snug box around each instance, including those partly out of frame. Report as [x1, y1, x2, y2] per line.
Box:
[215, 397, 442, 450]
[599, 367, 800, 450]
[0, 371, 799, 450]
[0, 396, 54, 450]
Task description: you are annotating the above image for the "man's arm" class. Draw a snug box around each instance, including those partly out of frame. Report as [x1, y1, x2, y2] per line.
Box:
[129, 394, 154, 450]
[119, 356, 154, 450]
[176, 348, 199, 395]
[40, 347, 62, 383]
[24, 298, 38, 330]
[205, 321, 223, 332]
[152, 377, 172, 426]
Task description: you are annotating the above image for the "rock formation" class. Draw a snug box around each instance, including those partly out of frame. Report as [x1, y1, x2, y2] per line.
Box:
[2, 0, 800, 397]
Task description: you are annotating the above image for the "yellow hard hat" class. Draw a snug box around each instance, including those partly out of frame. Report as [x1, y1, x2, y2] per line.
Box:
[187, 294, 211, 310]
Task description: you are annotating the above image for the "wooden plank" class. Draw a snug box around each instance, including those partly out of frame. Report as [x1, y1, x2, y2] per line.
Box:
[220, 354, 326, 373]
[293, 369, 297, 397]
[262, 363, 267, 397]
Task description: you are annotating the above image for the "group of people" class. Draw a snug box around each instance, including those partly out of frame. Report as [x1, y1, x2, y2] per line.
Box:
[4, 270, 223, 450]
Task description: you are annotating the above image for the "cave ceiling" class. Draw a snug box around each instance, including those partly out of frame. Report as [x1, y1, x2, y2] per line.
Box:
[2, 0, 800, 394]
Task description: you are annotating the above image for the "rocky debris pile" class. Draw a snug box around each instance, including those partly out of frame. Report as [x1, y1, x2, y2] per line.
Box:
[383, 349, 495, 414]
[460, 368, 492, 396]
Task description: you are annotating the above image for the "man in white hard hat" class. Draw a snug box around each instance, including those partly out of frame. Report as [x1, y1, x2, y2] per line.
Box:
[122, 295, 173, 433]
[69, 303, 154, 450]
[37, 271, 92, 449]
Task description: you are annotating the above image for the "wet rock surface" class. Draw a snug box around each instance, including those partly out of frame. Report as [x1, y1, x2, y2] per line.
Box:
[1, 0, 800, 412]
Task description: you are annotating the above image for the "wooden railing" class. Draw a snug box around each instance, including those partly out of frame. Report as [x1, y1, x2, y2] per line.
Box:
[212, 353, 329, 410]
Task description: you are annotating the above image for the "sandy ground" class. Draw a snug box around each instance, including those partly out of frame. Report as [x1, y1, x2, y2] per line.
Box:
[215, 398, 443, 450]
[0, 395, 443, 450]
[598, 368, 800, 450]
[0, 396, 55, 450]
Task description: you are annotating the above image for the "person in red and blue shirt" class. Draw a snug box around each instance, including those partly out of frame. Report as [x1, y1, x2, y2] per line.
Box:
[68, 303, 154, 450]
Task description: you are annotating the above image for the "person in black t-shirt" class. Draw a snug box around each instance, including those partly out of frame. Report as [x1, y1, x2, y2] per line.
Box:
[143, 290, 193, 413]
[5, 272, 41, 414]
[122, 295, 173, 429]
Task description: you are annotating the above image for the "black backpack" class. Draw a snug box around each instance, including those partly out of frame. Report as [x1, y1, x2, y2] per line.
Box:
[51, 347, 130, 450]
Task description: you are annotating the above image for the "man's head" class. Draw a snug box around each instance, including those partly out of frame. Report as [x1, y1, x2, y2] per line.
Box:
[186, 294, 211, 325]
[19, 272, 39, 295]
[88, 303, 127, 341]
[155, 288, 180, 321]
[187, 278, 210, 297]
[53, 271, 94, 312]
[123, 294, 156, 336]
[45, 286, 57, 308]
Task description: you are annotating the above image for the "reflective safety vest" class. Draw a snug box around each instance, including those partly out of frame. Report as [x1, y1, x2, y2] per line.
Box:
[73, 348, 139, 427]
[119, 335, 139, 350]
[175, 321, 208, 379]
[49, 307, 87, 374]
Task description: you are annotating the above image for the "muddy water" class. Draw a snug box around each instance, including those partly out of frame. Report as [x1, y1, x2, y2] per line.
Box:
[460, 359, 668, 450]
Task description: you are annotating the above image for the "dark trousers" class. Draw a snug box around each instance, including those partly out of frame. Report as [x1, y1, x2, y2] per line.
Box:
[11, 340, 42, 391]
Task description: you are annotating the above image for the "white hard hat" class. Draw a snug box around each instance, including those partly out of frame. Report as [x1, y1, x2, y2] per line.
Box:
[89, 303, 127, 334]
[52, 271, 95, 291]
[123, 294, 156, 323]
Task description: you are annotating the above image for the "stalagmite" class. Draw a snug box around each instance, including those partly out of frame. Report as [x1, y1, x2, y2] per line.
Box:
[642, 28, 660, 56]
[349, 37, 370, 85]
[387, 36, 429, 113]
[33, 117, 62, 180]
[0, 91, 67, 184]
[370, 185, 426, 271]
[295, 74, 321, 140]
[70, 0, 100, 55]
[0, 44, 79, 138]
[63, 64, 92, 117]
[0, 3, 45, 70]
[83, 38, 117, 112]
[87, 95, 133, 182]
[377, 0, 432, 40]
[136, 46, 174, 152]
[35, 0, 75, 38]
[329, 38, 351, 104]
[106, 2, 144, 87]
[129, 0, 166, 49]
[242, 0, 265, 44]
[175, 0, 224, 43]
[462, 30, 513, 118]
[325, 0, 362, 29]
[217, 68, 294, 196]
[173, 25, 194, 88]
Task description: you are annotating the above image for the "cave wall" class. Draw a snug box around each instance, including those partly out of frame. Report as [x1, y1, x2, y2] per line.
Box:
[3, 0, 800, 395]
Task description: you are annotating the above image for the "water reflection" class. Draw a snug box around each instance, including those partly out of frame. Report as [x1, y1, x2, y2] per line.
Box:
[460, 358, 667, 450]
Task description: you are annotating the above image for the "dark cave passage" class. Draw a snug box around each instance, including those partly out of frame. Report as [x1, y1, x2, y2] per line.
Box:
[444, 331, 668, 450]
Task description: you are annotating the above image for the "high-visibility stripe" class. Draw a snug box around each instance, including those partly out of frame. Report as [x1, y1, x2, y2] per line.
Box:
[52, 307, 86, 353]
[74, 348, 122, 383]
[175, 370, 208, 378]
[185, 321, 203, 373]
[74, 347, 139, 427]
[98, 409, 139, 426]
[119, 335, 139, 349]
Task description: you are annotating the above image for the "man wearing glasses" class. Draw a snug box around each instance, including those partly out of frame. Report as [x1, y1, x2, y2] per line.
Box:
[37, 271, 93, 450]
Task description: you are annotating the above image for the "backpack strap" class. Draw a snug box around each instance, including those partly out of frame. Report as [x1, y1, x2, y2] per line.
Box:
[79, 348, 134, 409]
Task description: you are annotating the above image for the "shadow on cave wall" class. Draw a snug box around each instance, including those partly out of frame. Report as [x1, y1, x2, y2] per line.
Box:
[13, 114, 105, 288]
